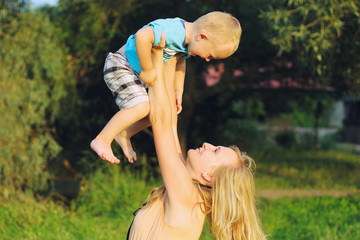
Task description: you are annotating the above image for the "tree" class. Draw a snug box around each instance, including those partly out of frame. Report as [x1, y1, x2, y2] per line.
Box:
[0, 0, 28, 11]
[46, 0, 152, 171]
[260, 0, 360, 93]
[0, 8, 76, 196]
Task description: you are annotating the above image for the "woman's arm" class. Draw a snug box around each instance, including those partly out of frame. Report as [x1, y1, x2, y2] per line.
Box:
[148, 34, 198, 209]
[174, 58, 186, 114]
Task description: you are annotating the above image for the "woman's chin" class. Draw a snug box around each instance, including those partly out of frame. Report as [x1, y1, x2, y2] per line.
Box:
[187, 149, 197, 156]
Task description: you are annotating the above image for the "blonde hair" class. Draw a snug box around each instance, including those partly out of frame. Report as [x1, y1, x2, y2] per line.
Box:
[142, 146, 266, 240]
[194, 11, 242, 55]
[210, 146, 266, 240]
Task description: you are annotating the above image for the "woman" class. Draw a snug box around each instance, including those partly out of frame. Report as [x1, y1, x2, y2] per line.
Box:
[128, 34, 266, 240]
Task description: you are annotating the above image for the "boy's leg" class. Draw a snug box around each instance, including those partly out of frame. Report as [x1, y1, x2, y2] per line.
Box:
[114, 58, 180, 161]
[114, 116, 151, 162]
[90, 102, 149, 164]
[163, 56, 182, 153]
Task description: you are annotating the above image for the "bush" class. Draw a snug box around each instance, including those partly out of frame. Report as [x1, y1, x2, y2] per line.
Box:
[297, 132, 315, 150]
[223, 119, 271, 153]
[274, 130, 297, 148]
[73, 165, 155, 217]
[319, 132, 340, 150]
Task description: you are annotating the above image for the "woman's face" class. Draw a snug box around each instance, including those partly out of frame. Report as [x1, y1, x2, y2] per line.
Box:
[186, 142, 239, 182]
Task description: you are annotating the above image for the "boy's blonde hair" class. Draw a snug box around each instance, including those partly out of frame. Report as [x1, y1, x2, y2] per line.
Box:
[142, 146, 266, 240]
[194, 11, 242, 55]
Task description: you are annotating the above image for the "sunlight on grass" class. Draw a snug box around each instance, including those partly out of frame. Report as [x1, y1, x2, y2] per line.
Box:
[260, 196, 360, 240]
[1, 149, 359, 239]
[254, 149, 360, 190]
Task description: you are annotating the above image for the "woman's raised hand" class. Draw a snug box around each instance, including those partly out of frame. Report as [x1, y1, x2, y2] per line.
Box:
[148, 32, 169, 125]
[152, 32, 166, 51]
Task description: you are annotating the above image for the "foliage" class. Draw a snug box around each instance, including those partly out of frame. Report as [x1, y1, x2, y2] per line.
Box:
[265, 91, 336, 127]
[274, 130, 297, 148]
[0, 0, 28, 11]
[42, 0, 159, 171]
[187, 87, 337, 157]
[230, 97, 266, 120]
[74, 165, 156, 216]
[270, 127, 340, 150]
[56, 0, 138, 72]
[318, 131, 340, 150]
[223, 119, 271, 153]
[260, 0, 360, 93]
[0, 8, 76, 195]
[297, 132, 316, 149]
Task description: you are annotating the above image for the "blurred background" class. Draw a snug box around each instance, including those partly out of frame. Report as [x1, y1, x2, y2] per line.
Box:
[1, 0, 359, 239]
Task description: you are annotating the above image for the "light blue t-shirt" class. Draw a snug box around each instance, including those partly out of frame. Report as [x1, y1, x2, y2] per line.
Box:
[125, 17, 190, 74]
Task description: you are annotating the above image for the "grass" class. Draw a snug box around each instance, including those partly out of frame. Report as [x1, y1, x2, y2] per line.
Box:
[261, 196, 360, 240]
[253, 148, 360, 190]
[1, 187, 359, 240]
[1, 148, 359, 239]
[1, 196, 130, 239]
[1, 166, 154, 240]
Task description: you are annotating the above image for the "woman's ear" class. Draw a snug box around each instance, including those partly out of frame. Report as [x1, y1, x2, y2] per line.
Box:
[201, 171, 212, 182]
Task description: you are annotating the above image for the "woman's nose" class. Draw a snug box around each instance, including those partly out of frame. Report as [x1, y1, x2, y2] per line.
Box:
[202, 142, 213, 149]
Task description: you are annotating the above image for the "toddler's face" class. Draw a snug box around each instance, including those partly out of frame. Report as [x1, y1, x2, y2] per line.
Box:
[188, 36, 232, 62]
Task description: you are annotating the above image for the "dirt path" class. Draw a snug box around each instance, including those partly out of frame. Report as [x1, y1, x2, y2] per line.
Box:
[256, 189, 360, 199]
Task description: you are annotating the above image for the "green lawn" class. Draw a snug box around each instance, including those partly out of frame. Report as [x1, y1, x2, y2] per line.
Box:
[254, 149, 360, 190]
[260, 196, 360, 240]
[1, 192, 359, 240]
[1, 149, 359, 240]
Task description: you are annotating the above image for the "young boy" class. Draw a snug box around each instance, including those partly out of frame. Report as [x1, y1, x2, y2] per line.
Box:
[90, 11, 242, 164]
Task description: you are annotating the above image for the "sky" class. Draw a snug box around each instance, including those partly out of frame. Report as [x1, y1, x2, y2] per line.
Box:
[31, 0, 58, 8]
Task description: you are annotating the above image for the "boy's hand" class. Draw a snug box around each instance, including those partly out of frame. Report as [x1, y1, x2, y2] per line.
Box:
[153, 32, 166, 51]
[175, 92, 183, 114]
[139, 69, 156, 86]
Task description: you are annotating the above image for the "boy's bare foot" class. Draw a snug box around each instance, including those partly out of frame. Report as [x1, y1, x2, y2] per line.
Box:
[90, 137, 120, 164]
[115, 132, 137, 163]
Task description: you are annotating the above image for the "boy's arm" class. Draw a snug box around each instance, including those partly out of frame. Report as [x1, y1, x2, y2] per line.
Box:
[174, 58, 186, 114]
[135, 26, 156, 86]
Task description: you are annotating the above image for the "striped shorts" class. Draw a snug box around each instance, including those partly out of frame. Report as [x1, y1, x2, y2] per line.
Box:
[103, 51, 148, 109]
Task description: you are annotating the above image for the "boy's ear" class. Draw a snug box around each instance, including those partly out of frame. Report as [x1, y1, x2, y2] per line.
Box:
[197, 33, 208, 41]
